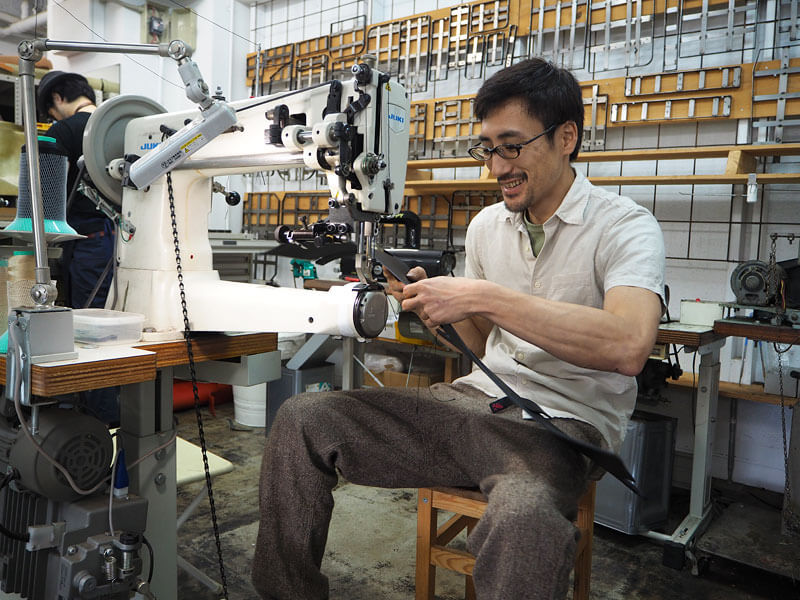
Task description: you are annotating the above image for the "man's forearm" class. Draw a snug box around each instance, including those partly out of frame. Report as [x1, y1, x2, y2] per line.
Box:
[477, 284, 661, 376]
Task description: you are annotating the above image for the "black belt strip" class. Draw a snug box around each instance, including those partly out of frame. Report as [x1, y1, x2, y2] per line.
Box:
[375, 248, 641, 495]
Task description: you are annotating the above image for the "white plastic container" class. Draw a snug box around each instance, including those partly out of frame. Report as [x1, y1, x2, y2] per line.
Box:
[233, 383, 267, 427]
[72, 309, 145, 345]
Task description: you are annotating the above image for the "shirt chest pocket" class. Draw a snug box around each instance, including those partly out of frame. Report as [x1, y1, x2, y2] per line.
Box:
[546, 271, 600, 306]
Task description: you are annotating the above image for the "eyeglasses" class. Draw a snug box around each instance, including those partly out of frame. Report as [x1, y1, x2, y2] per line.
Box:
[468, 124, 556, 162]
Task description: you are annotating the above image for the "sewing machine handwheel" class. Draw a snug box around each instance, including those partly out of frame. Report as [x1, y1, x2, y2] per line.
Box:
[83, 95, 166, 207]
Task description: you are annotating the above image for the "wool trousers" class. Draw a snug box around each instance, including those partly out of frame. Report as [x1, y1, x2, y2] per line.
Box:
[252, 382, 602, 600]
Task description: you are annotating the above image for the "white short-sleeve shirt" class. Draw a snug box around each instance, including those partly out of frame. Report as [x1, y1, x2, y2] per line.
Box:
[454, 170, 666, 452]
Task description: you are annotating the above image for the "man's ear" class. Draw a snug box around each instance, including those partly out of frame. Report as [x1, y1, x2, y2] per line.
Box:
[559, 121, 578, 157]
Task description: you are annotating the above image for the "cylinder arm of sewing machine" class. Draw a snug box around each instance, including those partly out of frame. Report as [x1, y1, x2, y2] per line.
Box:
[108, 60, 410, 340]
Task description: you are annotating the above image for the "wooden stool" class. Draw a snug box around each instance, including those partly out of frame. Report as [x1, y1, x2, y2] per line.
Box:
[415, 482, 596, 600]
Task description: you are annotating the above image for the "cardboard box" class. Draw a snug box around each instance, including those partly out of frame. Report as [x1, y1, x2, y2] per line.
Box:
[363, 369, 443, 388]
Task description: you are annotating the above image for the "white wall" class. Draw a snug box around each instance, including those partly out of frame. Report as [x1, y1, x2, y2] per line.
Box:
[46, 0, 251, 109]
[44, 0, 252, 229]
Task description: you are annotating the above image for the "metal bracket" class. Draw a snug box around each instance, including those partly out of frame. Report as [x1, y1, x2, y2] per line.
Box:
[27, 521, 66, 552]
[173, 351, 281, 386]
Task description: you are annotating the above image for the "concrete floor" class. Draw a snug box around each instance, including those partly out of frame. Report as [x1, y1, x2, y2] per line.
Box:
[176, 402, 799, 599]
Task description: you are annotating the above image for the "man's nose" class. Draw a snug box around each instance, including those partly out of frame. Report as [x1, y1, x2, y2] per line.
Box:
[487, 154, 512, 178]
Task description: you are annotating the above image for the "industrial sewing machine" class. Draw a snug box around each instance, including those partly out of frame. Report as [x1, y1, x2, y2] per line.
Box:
[88, 48, 409, 340]
[2, 38, 410, 599]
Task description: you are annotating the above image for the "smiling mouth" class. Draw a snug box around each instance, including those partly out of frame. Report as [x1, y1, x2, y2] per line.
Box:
[499, 175, 526, 191]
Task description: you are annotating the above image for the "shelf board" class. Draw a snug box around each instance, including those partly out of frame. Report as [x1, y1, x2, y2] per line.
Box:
[668, 372, 798, 406]
[404, 172, 800, 196]
[408, 143, 800, 171]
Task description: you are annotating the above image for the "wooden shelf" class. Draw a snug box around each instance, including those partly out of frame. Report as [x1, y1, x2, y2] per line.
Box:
[404, 143, 800, 195]
[668, 372, 798, 407]
[409, 143, 800, 170]
[404, 173, 800, 196]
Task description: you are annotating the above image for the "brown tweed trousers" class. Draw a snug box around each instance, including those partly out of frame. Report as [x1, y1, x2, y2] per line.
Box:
[252, 382, 602, 600]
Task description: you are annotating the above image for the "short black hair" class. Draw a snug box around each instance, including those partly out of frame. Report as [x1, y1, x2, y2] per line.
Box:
[37, 72, 95, 118]
[473, 58, 584, 161]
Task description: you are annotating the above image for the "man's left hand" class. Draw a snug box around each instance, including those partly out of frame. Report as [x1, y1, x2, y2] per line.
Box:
[401, 276, 483, 328]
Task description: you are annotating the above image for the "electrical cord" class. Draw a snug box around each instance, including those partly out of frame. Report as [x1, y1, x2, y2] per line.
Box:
[107, 430, 176, 538]
[142, 534, 154, 584]
[108, 448, 121, 536]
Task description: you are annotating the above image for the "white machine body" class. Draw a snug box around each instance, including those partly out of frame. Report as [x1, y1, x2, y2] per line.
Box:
[111, 65, 409, 339]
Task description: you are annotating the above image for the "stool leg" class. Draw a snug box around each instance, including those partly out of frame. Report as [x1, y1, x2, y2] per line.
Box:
[573, 483, 596, 600]
[465, 575, 477, 600]
[416, 489, 437, 600]
[465, 518, 477, 600]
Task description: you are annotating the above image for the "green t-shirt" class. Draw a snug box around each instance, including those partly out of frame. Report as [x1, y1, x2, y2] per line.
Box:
[524, 214, 545, 257]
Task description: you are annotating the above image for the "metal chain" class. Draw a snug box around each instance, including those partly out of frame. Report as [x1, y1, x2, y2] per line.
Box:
[775, 343, 796, 528]
[767, 233, 797, 529]
[167, 172, 229, 598]
[767, 233, 778, 304]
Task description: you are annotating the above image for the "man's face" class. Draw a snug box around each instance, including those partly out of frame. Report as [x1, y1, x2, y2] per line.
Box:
[47, 93, 68, 122]
[477, 99, 573, 222]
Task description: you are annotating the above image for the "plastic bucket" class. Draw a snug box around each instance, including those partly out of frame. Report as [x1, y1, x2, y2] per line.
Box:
[233, 383, 267, 427]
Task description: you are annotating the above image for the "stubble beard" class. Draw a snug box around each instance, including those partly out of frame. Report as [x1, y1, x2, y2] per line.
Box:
[502, 184, 535, 215]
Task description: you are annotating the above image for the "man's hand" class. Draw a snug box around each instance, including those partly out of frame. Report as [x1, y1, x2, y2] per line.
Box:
[401, 276, 484, 329]
[384, 267, 492, 357]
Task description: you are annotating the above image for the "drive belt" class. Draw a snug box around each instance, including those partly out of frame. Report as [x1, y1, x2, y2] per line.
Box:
[375, 248, 641, 495]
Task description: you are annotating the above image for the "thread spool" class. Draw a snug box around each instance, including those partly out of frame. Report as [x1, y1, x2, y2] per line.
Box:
[3, 135, 79, 240]
[7, 252, 36, 309]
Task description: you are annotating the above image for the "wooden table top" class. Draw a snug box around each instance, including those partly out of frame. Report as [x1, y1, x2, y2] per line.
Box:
[656, 322, 727, 348]
[713, 319, 800, 345]
[0, 332, 277, 396]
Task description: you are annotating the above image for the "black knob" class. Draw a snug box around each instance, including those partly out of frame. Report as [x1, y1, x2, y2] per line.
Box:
[119, 532, 139, 545]
[225, 191, 241, 206]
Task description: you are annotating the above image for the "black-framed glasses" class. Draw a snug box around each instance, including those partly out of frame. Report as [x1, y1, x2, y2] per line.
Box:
[468, 124, 556, 162]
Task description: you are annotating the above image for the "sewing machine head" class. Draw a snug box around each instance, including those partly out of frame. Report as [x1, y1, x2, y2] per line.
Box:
[82, 57, 410, 339]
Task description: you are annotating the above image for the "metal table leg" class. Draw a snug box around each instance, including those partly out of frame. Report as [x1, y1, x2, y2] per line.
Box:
[120, 367, 177, 599]
[649, 339, 724, 570]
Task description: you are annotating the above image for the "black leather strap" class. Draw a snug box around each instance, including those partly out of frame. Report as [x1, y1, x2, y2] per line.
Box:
[377, 248, 641, 495]
[436, 324, 640, 495]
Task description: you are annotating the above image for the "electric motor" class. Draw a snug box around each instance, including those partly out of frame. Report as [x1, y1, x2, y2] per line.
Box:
[730, 260, 787, 307]
[9, 409, 113, 502]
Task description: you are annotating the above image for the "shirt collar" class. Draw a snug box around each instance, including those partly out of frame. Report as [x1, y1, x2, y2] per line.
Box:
[551, 170, 590, 226]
